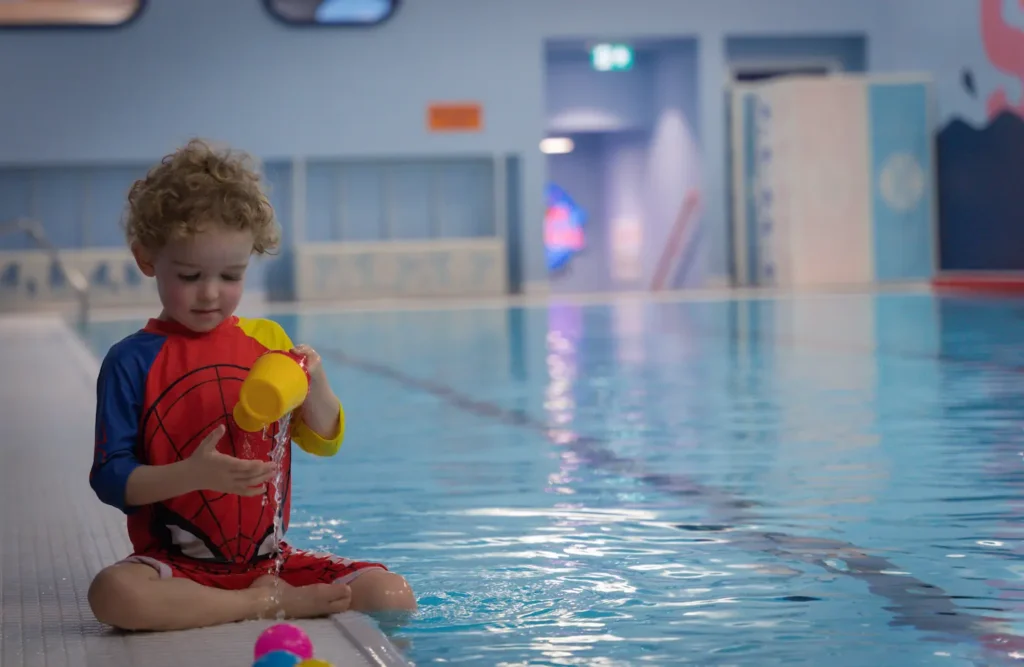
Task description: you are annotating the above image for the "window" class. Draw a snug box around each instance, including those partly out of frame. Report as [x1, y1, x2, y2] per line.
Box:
[265, 0, 398, 25]
[0, 0, 143, 27]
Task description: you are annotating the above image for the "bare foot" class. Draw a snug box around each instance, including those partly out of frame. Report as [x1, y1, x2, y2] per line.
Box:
[249, 576, 351, 619]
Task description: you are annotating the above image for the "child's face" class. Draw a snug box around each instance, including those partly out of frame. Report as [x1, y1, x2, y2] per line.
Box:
[134, 226, 254, 332]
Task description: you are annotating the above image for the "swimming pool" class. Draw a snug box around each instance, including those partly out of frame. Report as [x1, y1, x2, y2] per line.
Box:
[81, 292, 1024, 666]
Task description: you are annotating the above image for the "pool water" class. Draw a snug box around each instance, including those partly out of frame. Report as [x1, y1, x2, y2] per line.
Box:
[82, 293, 1024, 666]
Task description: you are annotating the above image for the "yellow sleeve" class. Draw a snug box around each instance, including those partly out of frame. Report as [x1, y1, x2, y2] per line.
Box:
[237, 317, 345, 457]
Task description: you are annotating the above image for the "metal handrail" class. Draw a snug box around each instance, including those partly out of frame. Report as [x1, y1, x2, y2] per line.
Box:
[0, 218, 90, 328]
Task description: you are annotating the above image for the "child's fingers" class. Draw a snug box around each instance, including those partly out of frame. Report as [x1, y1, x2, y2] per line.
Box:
[293, 344, 321, 366]
[229, 458, 276, 476]
[194, 425, 226, 455]
[237, 468, 277, 486]
[237, 483, 267, 497]
[234, 458, 275, 475]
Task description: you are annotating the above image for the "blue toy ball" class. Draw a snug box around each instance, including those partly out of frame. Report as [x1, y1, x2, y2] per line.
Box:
[253, 649, 302, 667]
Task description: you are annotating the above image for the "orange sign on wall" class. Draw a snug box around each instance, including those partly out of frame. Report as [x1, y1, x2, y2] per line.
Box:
[427, 103, 483, 132]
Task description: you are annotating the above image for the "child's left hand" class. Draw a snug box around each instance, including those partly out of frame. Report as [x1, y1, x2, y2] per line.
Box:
[292, 344, 328, 388]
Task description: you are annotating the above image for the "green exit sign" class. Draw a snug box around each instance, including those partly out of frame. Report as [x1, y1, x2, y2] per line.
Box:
[591, 43, 634, 72]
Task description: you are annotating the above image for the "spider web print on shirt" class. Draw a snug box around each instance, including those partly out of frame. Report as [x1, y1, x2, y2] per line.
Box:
[138, 363, 292, 565]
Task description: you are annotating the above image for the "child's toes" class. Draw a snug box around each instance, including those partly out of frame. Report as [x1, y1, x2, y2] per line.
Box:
[327, 596, 351, 613]
[317, 583, 351, 612]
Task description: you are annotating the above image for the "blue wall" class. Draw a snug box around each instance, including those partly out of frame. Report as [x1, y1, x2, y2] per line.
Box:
[0, 165, 148, 250]
[303, 159, 495, 243]
[0, 0, 886, 291]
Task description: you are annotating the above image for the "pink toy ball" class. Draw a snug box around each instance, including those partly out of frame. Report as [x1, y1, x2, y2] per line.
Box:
[254, 623, 314, 662]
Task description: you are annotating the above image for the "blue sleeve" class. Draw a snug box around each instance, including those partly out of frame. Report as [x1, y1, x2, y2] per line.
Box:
[90, 340, 148, 514]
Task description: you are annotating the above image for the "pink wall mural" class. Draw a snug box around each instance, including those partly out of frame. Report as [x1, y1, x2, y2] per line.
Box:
[980, 0, 1024, 119]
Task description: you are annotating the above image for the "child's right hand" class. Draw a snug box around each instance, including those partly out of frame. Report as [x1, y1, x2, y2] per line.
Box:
[186, 425, 277, 496]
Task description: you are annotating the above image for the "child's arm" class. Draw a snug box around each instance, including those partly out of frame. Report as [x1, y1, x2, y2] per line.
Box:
[123, 460, 197, 507]
[291, 344, 345, 457]
[90, 347, 148, 512]
[301, 372, 343, 439]
[91, 349, 197, 510]
[123, 425, 276, 505]
[91, 352, 275, 511]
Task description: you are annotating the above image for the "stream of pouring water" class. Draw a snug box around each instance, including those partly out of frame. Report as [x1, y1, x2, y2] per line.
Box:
[265, 412, 291, 617]
[240, 352, 306, 617]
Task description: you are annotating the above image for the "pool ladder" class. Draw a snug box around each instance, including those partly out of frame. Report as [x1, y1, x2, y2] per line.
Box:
[0, 218, 90, 328]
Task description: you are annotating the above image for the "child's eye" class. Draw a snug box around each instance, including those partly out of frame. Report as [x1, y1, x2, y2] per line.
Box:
[178, 273, 200, 282]
[222, 274, 243, 282]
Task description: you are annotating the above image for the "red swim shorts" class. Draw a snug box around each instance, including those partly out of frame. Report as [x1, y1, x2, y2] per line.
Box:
[120, 543, 386, 590]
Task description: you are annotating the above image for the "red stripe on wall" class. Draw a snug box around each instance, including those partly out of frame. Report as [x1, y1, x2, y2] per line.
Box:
[650, 189, 701, 291]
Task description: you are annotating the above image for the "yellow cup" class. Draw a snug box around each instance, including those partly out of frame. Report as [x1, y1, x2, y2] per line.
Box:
[233, 351, 310, 432]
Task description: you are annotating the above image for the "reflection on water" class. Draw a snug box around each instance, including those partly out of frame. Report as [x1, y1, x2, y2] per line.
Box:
[82, 294, 1024, 665]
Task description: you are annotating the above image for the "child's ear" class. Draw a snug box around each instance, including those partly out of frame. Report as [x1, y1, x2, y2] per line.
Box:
[131, 242, 157, 278]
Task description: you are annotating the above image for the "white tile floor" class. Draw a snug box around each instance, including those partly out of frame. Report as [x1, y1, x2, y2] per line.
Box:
[0, 314, 408, 667]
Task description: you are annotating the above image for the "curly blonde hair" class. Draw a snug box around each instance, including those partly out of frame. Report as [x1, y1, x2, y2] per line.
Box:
[125, 139, 280, 254]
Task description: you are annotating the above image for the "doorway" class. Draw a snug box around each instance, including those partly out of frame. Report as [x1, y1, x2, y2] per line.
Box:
[543, 38, 702, 294]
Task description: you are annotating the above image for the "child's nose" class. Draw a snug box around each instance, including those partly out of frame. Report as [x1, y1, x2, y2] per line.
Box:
[199, 281, 218, 302]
